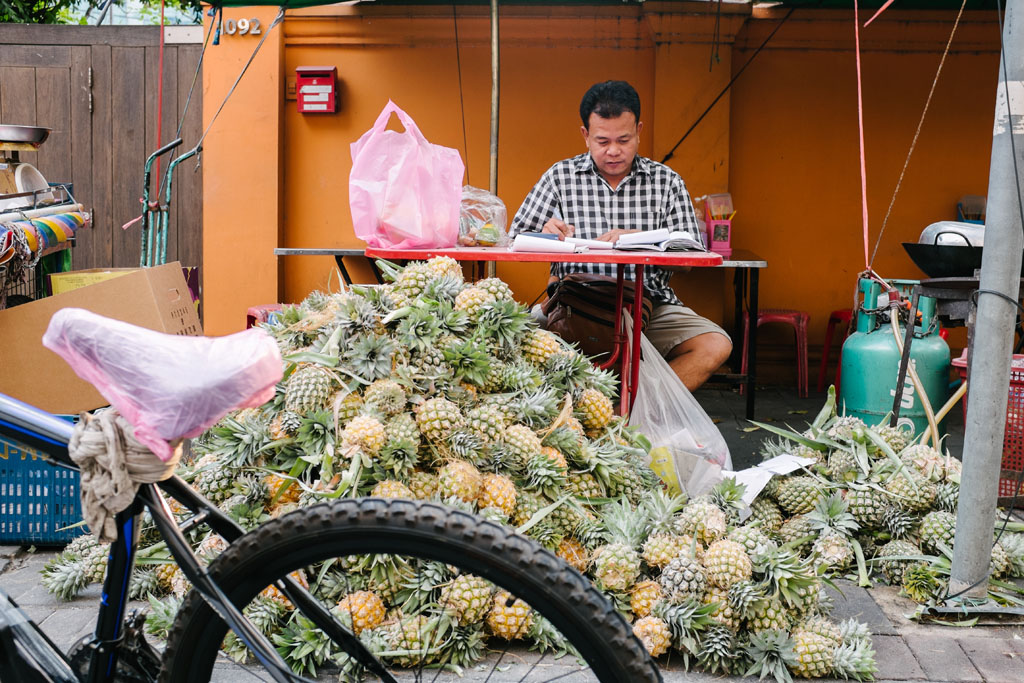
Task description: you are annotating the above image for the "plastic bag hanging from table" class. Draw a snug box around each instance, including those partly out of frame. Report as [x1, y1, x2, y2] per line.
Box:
[349, 100, 465, 249]
[625, 316, 731, 496]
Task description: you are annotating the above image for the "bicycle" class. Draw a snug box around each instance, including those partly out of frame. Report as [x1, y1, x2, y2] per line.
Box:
[0, 308, 661, 682]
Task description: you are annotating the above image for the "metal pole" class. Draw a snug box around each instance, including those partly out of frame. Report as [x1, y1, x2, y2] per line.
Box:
[950, 0, 1024, 598]
[487, 0, 499, 279]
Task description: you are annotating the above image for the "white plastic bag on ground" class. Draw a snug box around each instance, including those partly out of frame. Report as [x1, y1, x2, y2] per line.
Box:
[628, 324, 731, 496]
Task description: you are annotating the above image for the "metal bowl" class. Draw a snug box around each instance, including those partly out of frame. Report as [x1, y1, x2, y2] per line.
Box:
[902, 242, 984, 279]
[0, 125, 50, 148]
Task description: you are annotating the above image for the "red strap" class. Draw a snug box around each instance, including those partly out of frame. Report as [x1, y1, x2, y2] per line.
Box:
[854, 0, 870, 269]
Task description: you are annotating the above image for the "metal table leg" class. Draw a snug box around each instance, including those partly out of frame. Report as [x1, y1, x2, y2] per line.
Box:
[746, 267, 759, 420]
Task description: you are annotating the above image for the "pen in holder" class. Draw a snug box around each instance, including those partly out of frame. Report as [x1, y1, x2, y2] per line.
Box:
[703, 193, 733, 257]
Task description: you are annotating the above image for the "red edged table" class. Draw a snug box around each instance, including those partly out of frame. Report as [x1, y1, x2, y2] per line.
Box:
[364, 245, 723, 415]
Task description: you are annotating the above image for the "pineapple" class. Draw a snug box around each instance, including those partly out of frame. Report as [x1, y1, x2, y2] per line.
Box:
[630, 580, 664, 618]
[885, 471, 937, 512]
[477, 473, 517, 516]
[193, 454, 236, 504]
[790, 629, 836, 678]
[876, 539, 922, 585]
[990, 540, 1012, 578]
[798, 615, 842, 644]
[902, 563, 943, 603]
[746, 597, 791, 633]
[340, 415, 386, 455]
[900, 444, 947, 481]
[727, 525, 776, 560]
[704, 584, 740, 630]
[845, 486, 886, 528]
[659, 555, 707, 604]
[363, 379, 406, 416]
[284, 364, 335, 414]
[416, 397, 463, 442]
[775, 476, 826, 515]
[465, 404, 506, 444]
[812, 532, 855, 571]
[875, 424, 911, 454]
[777, 514, 815, 549]
[486, 589, 533, 640]
[522, 329, 562, 366]
[454, 286, 496, 318]
[935, 480, 960, 512]
[264, 473, 301, 505]
[440, 574, 493, 626]
[919, 510, 956, 554]
[591, 499, 645, 591]
[633, 616, 672, 657]
[567, 470, 606, 499]
[748, 497, 784, 533]
[388, 614, 436, 667]
[437, 460, 483, 503]
[555, 537, 590, 573]
[577, 388, 614, 432]
[371, 479, 414, 499]
[426, 255, 464, 281]
[703, 539, 753, 589]
[407, 470, 439, 500]
[333, 391, 364, 422]
[676, 501, 727, 545]
[476, 277, 514, 301]
[336, 590, 386, 635]
[642, 533, 694, 569]
[500, 424, 544, 469]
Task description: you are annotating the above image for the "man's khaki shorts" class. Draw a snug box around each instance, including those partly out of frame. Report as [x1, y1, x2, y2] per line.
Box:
[645, 304, 731, 357]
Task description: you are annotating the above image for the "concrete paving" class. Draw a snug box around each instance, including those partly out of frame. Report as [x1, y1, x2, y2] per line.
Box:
[1, 385, 1019, 682]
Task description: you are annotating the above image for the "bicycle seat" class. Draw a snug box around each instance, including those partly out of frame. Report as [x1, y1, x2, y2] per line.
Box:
[42, 308, 283, 461]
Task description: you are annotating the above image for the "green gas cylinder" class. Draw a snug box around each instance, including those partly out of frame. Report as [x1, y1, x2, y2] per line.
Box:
[838, 279, 950, 438]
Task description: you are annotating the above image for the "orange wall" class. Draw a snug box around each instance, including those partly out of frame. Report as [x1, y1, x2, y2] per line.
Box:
[202, 5, 1000, 379]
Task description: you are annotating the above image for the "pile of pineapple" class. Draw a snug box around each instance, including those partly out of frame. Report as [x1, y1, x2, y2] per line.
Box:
[37, 256, 929, 681]
[754, 402, 1024, 613]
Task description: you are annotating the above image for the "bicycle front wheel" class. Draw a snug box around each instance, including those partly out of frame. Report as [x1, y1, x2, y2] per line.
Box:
[160, 498, 660, 682]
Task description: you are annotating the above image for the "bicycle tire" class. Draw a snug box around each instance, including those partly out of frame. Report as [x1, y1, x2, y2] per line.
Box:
[160, 498, 661, 682]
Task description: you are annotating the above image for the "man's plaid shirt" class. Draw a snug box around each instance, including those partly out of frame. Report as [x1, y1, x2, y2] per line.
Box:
[509, 153, 702, 306]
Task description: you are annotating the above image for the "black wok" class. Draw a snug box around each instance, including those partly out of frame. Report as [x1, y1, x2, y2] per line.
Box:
[903, 242, 989, 279]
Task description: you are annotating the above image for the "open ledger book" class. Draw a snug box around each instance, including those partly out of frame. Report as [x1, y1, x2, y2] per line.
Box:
[613, 228, 707, 252]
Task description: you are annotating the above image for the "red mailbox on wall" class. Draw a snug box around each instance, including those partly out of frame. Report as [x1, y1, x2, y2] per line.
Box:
[296, 66, 338, 114]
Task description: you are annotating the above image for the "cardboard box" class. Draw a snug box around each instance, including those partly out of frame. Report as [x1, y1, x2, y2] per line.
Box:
[48, 268, 135, 295]
[0, 262, 202, 414]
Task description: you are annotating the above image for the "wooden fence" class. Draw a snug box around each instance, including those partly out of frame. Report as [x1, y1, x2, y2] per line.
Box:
[0, 24, 203, 275]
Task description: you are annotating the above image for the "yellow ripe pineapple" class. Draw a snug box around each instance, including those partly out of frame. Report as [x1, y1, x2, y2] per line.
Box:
[426, 255, 464, 281]
[269, 413, 289, 441]
[454, 287, 496, 318]
[466, 404, 507, 443]
[155, 562, 180, 593]
[577, 388, 614, 431]
[564, 415, 586, 437]
[478, 473, 517, 516]
[791, 629, 837, 678]
[264, 473, 301, 506]
[438, 460, 483, 503]
[632, 615, 672, 657]
[408, 470, 439, 500]
[630, 580, 664, 619]
[676, 501, 727, 545]
[336, 590, 386, 635]
[260, 570, 309, 609]
[540, 445, 568, 470]
[486, 589, 533, 640]
[371, 479, 414, 499]
[703, 539, 753, 589]
[522, 329, 562, 366]
[642, 533, 695, 569]
[440, 574, 493, 625]
[556, 537, 590, 573]
[333, 391, 364, 422]
[704, 584, 740, 630]
[340, 415, 386, 455]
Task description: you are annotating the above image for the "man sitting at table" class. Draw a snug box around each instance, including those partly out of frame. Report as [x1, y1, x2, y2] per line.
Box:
[509, 79, 731, 391]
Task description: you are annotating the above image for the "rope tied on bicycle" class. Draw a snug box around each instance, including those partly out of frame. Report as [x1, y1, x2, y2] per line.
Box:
[69, 408, 182, 543]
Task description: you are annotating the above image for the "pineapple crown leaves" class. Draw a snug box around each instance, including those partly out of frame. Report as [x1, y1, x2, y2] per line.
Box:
[582, 364, 619, 399]
[541, 426, 582, 461]
[710, 477, 748, 515]
[832, 638, 879, 681]
[808, 493, 861, 538]
[524, 452, 569, 497]
[542, 349, 594, 396]
[295, 410, 336, 465]
[743, 629, 798, 683]
[271, 612, 335, 677]
[441, 339, 492, 387]
[343, 334, 397, 383]
[526, 614, 576, 659]
[144, 594, 184, 639]
[40, 554, 90, 601]
[474, 299, 532, 349]
[696, 623, 740, 675]
[192, 414, 273, 469]
[435, 300, 471, 336]
[728, 580, 768, 619]
[598, 497, 649, 548]
[640, 489, 688, 535]
[394, 308, 442, 352]
[653, 599, 718, 663]
[513, 386, 562, 429]
[754, 547, 821, 610]
[422, 274, 467, 303]
[750, 420, 833, 457]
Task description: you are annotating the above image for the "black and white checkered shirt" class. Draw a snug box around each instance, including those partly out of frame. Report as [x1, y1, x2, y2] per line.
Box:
[509, 153, 702, 306]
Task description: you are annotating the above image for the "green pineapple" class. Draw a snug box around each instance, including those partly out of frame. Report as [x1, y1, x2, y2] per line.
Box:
[775, 476, 826, 515]
[902, 563, 943, 603]
[476, 277, 514, 301]
[703, 539, 753, 589]
[440, 574, 494, 626]
[284, 364, 335, 414]
[811, 532, 855, 572]
[746, 597, 791, 634]
[567, 470, 606, 500]
[591, 499, 645, 592]
[416, 397, 463, 442]
[659, 555, 708, 604]
[465, 404, 506, 444]
[845, 486, 886, 528]
[676, 501, 727, 545]
[790, 629, 836, 678]
[919, 510, 956, 554]
[885, 471, 937, 512]
[748, 498, 785, 533]
[363, 379, 406, 416]
[876, 539, 922, 585]
[193, 454, 237, 504]
[727, 525, 776, 560]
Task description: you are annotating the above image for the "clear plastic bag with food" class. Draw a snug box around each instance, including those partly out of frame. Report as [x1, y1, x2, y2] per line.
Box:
[458, 185, 509, 247]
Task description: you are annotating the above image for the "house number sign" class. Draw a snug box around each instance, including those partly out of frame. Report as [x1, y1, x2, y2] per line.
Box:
[224, 18, 262, 36]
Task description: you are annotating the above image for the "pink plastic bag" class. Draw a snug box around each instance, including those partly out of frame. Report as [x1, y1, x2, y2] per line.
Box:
[349, 100, 465, 249]
[42, 308, 283, 462]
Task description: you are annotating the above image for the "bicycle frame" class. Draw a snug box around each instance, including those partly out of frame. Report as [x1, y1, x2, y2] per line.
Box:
[0, 392, 395, 683]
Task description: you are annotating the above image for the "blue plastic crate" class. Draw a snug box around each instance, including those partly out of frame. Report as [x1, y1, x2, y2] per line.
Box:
[0, 431, 85, 545]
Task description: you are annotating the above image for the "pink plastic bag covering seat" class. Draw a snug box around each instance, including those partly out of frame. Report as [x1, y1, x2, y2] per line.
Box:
[42, 308, 283, 462]
[349, 100, 465, 249]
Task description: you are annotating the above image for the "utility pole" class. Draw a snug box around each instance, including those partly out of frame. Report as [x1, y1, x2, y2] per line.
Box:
[950, 0, 1024, 597]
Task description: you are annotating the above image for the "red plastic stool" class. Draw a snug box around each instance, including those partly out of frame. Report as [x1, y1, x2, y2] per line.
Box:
[817, 309, 853, 394]
[246, 304, 284, 329]
[741, 309, 810, 398]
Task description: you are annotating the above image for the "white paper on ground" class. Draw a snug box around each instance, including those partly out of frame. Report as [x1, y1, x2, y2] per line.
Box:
[512, 234, 585, 253]
[720, 453, 818, 520]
